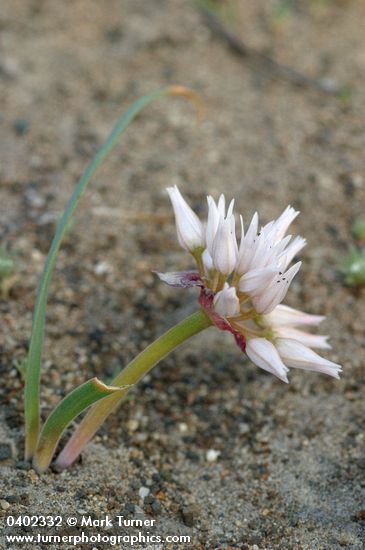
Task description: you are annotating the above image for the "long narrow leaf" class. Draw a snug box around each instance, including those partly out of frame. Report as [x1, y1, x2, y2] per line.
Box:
[24, 86, 201, 459]
[33, 378, 128, 473]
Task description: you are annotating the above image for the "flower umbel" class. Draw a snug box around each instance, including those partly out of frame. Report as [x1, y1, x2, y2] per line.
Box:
[161, 187, 341, 382]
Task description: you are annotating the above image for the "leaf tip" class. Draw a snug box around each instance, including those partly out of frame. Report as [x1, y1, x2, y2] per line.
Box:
[167, 85, 204, 122]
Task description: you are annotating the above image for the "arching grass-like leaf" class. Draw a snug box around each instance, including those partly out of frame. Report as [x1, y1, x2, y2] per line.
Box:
[33, 378, 129, 473]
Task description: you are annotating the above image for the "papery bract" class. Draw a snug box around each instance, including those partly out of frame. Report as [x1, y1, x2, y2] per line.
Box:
[155, 270, 202, 288]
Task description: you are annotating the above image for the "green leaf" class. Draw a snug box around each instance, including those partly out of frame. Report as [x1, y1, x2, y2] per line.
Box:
[33, 378, 128, 473]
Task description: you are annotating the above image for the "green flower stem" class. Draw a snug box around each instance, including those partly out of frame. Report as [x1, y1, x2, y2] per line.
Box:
[24, 86, 202, 460]
[56, 309, 212, 470]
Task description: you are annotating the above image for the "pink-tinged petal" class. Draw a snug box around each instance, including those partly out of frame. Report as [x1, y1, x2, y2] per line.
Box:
[274, 327, 331, 349]
[239, 266, 279, 294]
[246, 338, 289, 383]
[276, 338, 341, 379]
[155, 270, 202, 288]
[261, 305, 325, 327]
[252, 262, 301, 314]
[167, 186, 204, 251]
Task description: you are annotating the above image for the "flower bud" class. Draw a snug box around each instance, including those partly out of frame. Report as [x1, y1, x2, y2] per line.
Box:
[211, 215, 238, 275]
[167, 186, 204, 252]
[213, 283, 240, 318]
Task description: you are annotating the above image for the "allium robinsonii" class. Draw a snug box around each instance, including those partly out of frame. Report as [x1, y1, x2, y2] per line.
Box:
[159, 186, 341, 382]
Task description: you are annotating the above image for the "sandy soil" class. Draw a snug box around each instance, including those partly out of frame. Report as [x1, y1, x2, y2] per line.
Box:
[0, 1, 364, 549]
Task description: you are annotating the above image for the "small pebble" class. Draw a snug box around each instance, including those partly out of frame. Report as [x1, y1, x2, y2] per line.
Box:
[122, 503, 135, 515]
[13, 119, 29, 136]
[5, 495, 21, 504]
[138, 486, 150, 499]
[0, 443, 12, 461]
[15, 460, 30, 470]
[0, 500, 10, 510]
[127, 419, 139, 432]
[354, 509, 365, 521]
[94, 261, 111, 275]
[206, 449, 220, 462]
[239, 423, 250, 434]
[151, 500, 162, 515]
[180, 505, 198, 527]
[25, 189, 46, 209]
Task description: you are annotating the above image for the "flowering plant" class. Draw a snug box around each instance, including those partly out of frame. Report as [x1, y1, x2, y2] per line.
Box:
[22, 87, 341, 474]
[162, 186, 341, 383]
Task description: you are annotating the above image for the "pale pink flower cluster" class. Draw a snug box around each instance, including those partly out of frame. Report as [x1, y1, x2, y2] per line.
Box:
[164, 186, 341, 383]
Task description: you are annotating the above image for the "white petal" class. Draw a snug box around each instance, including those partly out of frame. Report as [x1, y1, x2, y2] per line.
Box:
[249, 235, 292, 272]
[261, 305, 325, 327]
[276, 338, 341, 379]
[239, 266, 279, 294]
[167, 186, 204, 251]
[248, 235, 272, 270]
[211, 215, 238, 275]
[265, 235, 291, 266]
[271, 206, 299, 242]
[236, 213, 260, 274]
[245, 212, 259, 246]
[269, 234, 292, 259]
[227, 198, 235, 217]
[253, 262, 302, 314]
[206, 196, 220, 253]
[279, 236, 306, 270]
[246, 338, 289, 383]
[274, 327, 331, 349]
[239, 214, 244, 242]
[202, 248, 213, 272]
[260, 220, 275, 240]
[217, 194, 226, 216]
[213, 283, 240, 317]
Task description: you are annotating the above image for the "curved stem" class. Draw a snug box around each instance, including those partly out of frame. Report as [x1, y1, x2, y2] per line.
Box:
[56, 309, 212, 469]
[24, 86, 202, 459]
